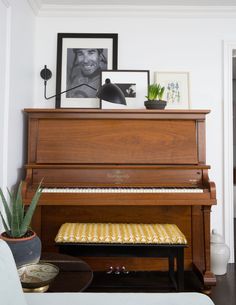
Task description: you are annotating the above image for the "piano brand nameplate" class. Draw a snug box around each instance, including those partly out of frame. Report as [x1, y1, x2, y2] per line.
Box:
[35, 119, 198, 164]
[107, 170, 130, 184]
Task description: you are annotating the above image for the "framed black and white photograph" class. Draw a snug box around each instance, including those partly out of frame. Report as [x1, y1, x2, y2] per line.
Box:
[100, 70, 149, 109]
[55, 33, 118, 108]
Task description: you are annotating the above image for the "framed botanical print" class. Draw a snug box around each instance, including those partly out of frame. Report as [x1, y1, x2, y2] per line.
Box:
[100, 70, 149, 109]
[55, 33, 118, 109]
[154, 72, 190, 109]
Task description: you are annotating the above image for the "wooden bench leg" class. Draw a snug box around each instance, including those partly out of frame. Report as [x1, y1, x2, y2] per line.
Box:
[168, 252, 177, 290]
[176, 248, 184, 291]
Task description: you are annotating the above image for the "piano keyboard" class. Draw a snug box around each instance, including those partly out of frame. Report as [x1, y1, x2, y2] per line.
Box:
[42, 187, 204, 193]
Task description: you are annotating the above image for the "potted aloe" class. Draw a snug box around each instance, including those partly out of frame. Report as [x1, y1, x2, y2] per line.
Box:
[144, 83, 167, 109]
[0, 182, 42, 267]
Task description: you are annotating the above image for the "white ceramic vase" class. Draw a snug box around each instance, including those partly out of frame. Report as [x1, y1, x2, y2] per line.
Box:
[210, 229, 230, 275]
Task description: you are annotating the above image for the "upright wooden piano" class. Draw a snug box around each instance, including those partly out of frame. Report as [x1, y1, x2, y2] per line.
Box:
[22, 109, 216, 288]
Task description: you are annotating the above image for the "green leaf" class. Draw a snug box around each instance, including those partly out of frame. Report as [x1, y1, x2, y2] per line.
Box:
[15, 182, 24, 225]
[146, 83, 165, 101]
[0, 211, 10, 235]
[7, 187, 15, 208]
[11, 185, 21, 237]
[0, 188, 12, 228]
[159, 87, 165, 100]
[20, 183, 42, 236]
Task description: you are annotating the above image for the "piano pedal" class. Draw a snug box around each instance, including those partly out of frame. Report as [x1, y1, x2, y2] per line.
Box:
[121, 266, 129, 274]
[106, 266, 130, 275]
[106, 266, 114, 274]
[115, 266, 121, 275]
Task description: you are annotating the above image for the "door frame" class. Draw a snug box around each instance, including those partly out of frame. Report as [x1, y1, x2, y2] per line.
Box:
[223, 41, 236, 262]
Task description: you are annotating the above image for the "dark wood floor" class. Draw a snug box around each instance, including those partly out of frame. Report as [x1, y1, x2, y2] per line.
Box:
[210, 218, 236, 305]
[87, 270, 202, 293]
[86, 266, 235, 305]
[210, 264, 236, 305]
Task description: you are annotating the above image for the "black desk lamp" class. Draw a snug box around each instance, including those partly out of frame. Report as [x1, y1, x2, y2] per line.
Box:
[40, 65, 126, 105]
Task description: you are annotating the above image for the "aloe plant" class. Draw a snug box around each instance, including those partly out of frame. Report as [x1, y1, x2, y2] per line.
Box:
[0, 182, 42, 238]
[146, 83, 165, 101]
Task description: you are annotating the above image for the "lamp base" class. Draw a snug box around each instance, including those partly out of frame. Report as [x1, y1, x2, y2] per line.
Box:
[40, 66, 52, 81]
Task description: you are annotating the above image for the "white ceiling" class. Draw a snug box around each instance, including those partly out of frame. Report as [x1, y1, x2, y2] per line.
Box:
[38, 0, 236, 6]
[28, 0, 236, 16]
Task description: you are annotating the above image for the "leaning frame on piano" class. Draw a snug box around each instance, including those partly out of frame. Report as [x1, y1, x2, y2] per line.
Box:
[22, 109, 217, 289]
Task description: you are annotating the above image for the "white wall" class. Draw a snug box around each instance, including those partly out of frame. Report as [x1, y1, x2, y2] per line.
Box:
[7, 0, 35, 189]
[0, 0, 35, 232]
[4, 0, 35, 190]
[0, 0, 10, 233]
[34, 15, 236, 239]
[0, 0, 9, 190]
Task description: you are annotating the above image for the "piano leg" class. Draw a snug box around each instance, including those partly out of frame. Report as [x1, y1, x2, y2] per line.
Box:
[202, 206, 216, 288]
[192, 206, 216, 290]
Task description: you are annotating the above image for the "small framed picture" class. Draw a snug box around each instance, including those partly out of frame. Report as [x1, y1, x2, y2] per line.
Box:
[100, 70, 149, 109]
[55, 33, 118, 109]
[154, 72, 190, 109]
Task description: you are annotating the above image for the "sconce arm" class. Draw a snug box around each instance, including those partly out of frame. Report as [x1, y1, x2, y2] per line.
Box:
[43, 81, 96, 100]
[41, 65, 96, 100]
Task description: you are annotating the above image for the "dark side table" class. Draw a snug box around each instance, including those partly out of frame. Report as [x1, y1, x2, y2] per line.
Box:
[40, 252, 93, 292]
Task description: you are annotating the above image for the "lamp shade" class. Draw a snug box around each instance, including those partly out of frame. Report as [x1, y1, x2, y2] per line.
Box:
[96, 79, 126, 105]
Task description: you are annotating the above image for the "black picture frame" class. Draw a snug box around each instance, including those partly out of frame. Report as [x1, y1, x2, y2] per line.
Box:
[55, 33, 118, 109]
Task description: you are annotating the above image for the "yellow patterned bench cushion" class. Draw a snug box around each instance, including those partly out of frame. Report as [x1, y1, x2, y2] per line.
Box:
[55, 223, 187, 244]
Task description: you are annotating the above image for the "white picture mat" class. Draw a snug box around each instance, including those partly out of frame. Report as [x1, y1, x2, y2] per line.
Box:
[60, 38, 114, 108]
[101, 71, 149, 109]
[154, 72, 190, 109]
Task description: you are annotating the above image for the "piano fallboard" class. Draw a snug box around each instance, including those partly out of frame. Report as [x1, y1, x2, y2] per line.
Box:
[26, 164, 209, 187]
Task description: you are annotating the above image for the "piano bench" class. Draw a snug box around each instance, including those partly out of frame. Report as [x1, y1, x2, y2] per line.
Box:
[55, 223, 188, 291]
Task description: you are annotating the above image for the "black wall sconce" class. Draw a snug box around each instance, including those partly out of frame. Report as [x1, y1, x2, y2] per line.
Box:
[40, 65, 126, 105]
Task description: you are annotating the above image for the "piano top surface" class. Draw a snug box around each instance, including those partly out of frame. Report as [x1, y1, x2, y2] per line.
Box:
[24, 109, 210, 120]
[24, 109, 210, 113]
